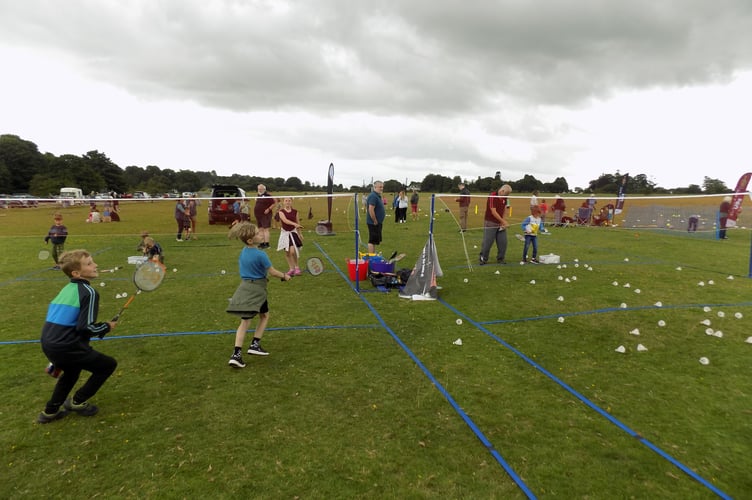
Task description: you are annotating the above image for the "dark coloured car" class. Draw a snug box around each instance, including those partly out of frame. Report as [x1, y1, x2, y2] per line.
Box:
[208, 185, 247, 225]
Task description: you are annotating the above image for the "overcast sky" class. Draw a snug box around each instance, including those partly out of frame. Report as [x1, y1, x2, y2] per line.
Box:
[2, 0, 752, 191]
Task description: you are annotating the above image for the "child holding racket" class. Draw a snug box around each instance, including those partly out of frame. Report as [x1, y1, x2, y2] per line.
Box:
[226, 222, 291, 368]
[37, 250, 118, 423]
[276, 197, 304, 276]
[44, 212, 68, 270]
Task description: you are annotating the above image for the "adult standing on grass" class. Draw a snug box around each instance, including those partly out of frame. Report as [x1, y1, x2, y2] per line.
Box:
[456, 182, 471, 232]
[719, 196, 731, 239]
[479, 184, 511, 265]
[552, 195, 566, 226]
[37, 250, 118, 423]
[44, 212, 68, 270]
[410, 189, 420, 220]
[254, 184, 276, 249]
[186, 195, 199, 240]
[174, 198, 187, 241]
[366, 181, 386, 253]
[226, 222, 291, 368]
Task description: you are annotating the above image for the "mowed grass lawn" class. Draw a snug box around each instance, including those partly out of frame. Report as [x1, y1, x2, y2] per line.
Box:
[0, 194, 750, 499]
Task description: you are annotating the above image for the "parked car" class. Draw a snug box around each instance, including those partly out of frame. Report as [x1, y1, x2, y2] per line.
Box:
[132, 191, 150, 199]
[208, 184, 246, 225]
[11, 194, 39, 207]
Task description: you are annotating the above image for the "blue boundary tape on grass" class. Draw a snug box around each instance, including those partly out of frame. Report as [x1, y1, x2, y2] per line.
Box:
[314, 243, 536, 498]
[439, 298, 732, 500]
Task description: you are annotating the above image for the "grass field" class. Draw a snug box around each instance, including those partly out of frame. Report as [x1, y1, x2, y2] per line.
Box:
[1, 194, 750, 499]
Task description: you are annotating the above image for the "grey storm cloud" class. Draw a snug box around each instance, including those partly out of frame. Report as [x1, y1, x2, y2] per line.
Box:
[3, 0, 752, 114]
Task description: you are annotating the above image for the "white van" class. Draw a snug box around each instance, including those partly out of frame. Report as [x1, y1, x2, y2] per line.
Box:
[59, 187, 85, 206]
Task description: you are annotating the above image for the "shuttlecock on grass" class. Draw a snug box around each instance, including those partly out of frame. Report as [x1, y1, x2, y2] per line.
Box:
[629, 328, 640, 335]
[529, 279, 536, 284]
[571, 276, 577, 281]
[713, 330, 723, 338]
[699, 357, 710, 365]
[708, 280, 715, 285]
[173, 268, 178, 273]
[705, 328, 714, 335]
[558, 276, 564, 280]
[698, 281, 705, 287]
[676, 266, 682, 271]
[100, 282, 105, 287]
[115, 294, 122, 299]
[703, 306, 712, 313]
[637, 344, 648, 352]
[557, 296, 564, 301]
[745, 336, 752, 344]
[494, 270, 500, 275]
[624, 258, 629, 262]
[634, 289, 641, 294]
[727, 275, 734, 280]
[565, 278, 571, 283]
[558, 317, 565, 323]
[463, 278, 468, 283]
[456, 318, 463, 325]
[658, 320, 666, 327]
[453, 338, 463, 346]
[620, 303, 628, 309]
[717, 311, 725, 318]
[615, 345, 626, 353]
[612, 281, 619, 286]
[734, 312, 743, 319]
[221, 270, 226, 275]
[623, 283, 631, 288]
[654, 301, 663, 307]
[700, 319, 711, 326]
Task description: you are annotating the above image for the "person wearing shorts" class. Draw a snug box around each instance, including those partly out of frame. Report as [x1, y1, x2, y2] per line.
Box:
[367, 181, 386, 253]
[254, 184, 276, 249]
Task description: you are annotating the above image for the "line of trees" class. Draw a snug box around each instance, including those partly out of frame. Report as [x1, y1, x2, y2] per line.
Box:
[0, 134, 730, 197]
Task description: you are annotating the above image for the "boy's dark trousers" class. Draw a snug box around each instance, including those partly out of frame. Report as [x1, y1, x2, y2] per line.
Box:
[43, 347, 117, 411]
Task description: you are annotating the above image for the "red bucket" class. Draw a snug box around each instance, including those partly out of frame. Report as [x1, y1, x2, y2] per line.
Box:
[347, 259, 368, 281]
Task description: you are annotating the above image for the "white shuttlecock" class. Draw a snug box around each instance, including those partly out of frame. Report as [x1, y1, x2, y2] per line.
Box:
[703, 306, 712, 313]
[717, 311, 725, 318]
[705, 328, 714, 335]
[698, 281, 705, 287]
[745, 336, 752, 344]
[557, 316, 565, 323]
[173, 268, 178, 272]
[658, 320, 666, 327]
[494, 270, 500, 275]
[634, 289, 641, 294]
[456, 318, 463, 325]
[561, 264, 567, 269]
[654, 301, 663, 307]
[734, 312, 743, 319]
[558, 275, 564, 280]
[100, 282, 106, 287]
[620, 303, 628, 308]
[574, 258, 579, 262]
[623, 283, 631, 288]
[708, 280, 715, 285]
[676, 266, 682, 271]
[624, 258, 629, 262]
[473, 245, 477, 249]
[557, 265, 562, 269]
[565, 278, 571, 283]
[571, 276, 577, 281]
[453, 338, 463, 346]
[557, 296, 564, 301]
[115, 293, 122, 299]
[713, 330, 723, 338]
[221, 270, 226, 275]
[529, 279, 536, 285]
[463, 278, 468, 283]
[615, 345, 626, 353]
[587, 267, 593, 271]
[574, 263, 579, 268]
[699, 357, 710, 365]
[637, 344, 648, 352]
[629, 328, 640, 335]
[612, 281, 619, 286]
[122, 292, 128, 297]
[727, 275, 735, 280]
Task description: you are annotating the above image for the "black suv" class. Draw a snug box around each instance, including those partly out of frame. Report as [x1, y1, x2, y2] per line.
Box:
[208, 184, 247, 225]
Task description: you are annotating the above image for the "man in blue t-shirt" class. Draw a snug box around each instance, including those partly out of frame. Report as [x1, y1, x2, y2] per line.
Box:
[366, 181, 386, 253]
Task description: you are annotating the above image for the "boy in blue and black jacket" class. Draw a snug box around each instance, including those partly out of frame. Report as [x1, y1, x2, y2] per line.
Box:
[37, 250, 118, 423]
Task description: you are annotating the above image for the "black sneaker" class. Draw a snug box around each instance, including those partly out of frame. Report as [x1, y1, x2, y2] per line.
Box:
[228, 353, 246, 368]
[478, 254, 487, 266]
[247, 344, 269, 356]
[37, 407, 68, 424]
[64, 398, 99, 417]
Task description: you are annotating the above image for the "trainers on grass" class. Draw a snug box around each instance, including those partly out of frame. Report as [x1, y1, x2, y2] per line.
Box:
[64, 398, 99, 416]
[247, 344, 269, 356]
[228, 353, 246, 368]
[37, 407, 68, 424]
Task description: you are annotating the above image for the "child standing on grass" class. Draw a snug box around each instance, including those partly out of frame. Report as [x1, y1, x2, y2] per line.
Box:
[37, 250, 118, 423]
[44, 212, 68, 270]
[276, 197, 304, 276]
[226, 222, 291, 368]
[520, 206, 543, 264]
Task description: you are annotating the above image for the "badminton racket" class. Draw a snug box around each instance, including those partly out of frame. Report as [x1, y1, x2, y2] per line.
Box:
[305, 256, 325, 276]
[110, 260, 166, 324]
